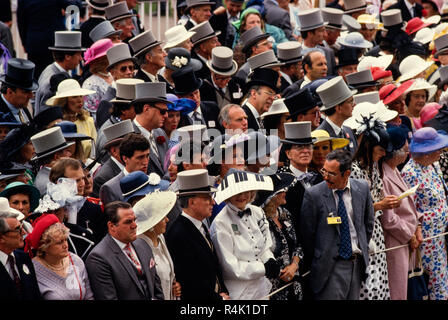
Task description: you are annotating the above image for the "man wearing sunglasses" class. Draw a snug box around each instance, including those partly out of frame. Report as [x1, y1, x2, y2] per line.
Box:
[300, 149, 374, 300]
[0, 201, 41, 300]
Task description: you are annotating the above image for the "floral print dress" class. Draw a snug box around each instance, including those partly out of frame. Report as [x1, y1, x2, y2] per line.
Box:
[350, 161, 391, 300]
[82, 74, 111, 118]
[401, 158, 448, 300]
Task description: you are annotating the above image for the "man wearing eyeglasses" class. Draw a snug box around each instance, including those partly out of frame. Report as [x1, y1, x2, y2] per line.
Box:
[0, 206, 41, 300]
[299, 149, 374, 300]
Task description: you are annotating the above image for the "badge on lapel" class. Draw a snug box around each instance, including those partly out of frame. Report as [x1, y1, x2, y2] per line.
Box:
[149, 257, 155, 269]
[22, 264, 30, 275]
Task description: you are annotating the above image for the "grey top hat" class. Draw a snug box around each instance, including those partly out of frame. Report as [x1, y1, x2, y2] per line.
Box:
[298, 9, 328, 32]
[381, 9, 404, 27]
[316, 76, 357, 111]
[343, 14, 361, 32]
[190, 21, 221, 46]
[30, 127, 75, 161]
[277, 41, 303, 64]
[206, 46, 238, 76]
[240, 26, 270, 53]
[345, 69, 379, 89]
[185, 0, 215, 11]
[322, 8, 347, 30]
[353, 91, 380, 104]
[86, 0, 111, 11]
[105, 2, 135, 23]
[103, 119, 135, 149]
[176, 169, 217, 196]
[48, 31, 85, 51]
[106, 43, 136, 71]
[248, 50, 283, 72]
[110, 78, 144, 104]
[129, 30, 163, 58]
[343, 0, 367, 13]
[177, 124, 208, 142]
[132, 82, 170, 105]
[439, 65, 448, 84]
[435, 34, 448, 58]
[89, 20, 122, 43]
[282, 121, 316, 145]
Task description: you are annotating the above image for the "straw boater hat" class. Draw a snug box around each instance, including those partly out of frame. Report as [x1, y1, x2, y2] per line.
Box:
[213, 168, 273, 204]
[110, 78, 144, 104]
[163, 25, 196, 50]
[0, 58, 39, 91]
[45, 79, 95, 106]
[184, 0, 215, 12]
[297, 8, 328, 31]
[345, 69, 379, 90]
[48, 31, 86, 51]
[276, 41, 303, 64]
[343, 0, 367, 14]
[128, 30, 163, 58]
[133, 191, 177, 236]
[190, 21, 221, 46]
[311, 129, 349, 150]
[89, 20, 122, 43]
[206, 46, 238, 76]
[176, 169, 217, 196]
[105, 2, 135, 23]
[106, 43, 136, 71]
[316, 76, 357, 111]
[321, 8, 347, 30]
[281, 121, 316, 145]
[240, 26, 269, 53]
[398, 55, 434, 82]
[353, 91, 381, 104]
[30, 127, 75, 161]
[103, 119, 135, 149]
[132, 82, 171, 105]
[86, 0, 111, 11]
[247, 50, 284, 72]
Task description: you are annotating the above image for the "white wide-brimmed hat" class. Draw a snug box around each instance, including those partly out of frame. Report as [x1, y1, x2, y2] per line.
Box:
[213, 168, 273, 204]
[0, 197, 24, 221]
[133, 191, 177, 236]
[45, 79, 96, 106]
[357, 55, 393, 71]
[260, 98, 289, 119]
[398, 55, 434, 82]
[163, 25, 196, 50]
[344, 101, 398, 131]
[404, 78, 437, 101]
[414, 27, 435, 44]
[422, 15, 441, 26]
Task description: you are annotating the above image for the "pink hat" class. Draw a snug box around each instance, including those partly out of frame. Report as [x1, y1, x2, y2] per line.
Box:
[418, 102, 442, 128]
[84, 38, 114, 65]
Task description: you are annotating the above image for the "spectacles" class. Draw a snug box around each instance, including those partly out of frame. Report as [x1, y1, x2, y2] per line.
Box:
[119, 65, 135, 73]
[320, 168, 338, 178]
[261, 90, 276, 97]
[151, 105, 168, 115]
[3, 222, 23, 234]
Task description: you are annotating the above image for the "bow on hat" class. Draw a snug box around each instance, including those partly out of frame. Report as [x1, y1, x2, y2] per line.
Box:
[355, 114, 391, 150]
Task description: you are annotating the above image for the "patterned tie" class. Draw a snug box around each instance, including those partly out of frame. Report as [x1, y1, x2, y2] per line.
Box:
[193, 111, 205, 125]
[124, 243, 143, 275]
[18, 109, 28, 124]
[7, 255, 22, 295]
[336, 189, 353, 260]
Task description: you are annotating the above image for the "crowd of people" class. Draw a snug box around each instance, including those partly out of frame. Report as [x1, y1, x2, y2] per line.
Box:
[1, 0, 448, 301]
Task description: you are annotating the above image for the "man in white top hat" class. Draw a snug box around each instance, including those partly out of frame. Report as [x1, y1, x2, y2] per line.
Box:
[105, 1, 136, 42]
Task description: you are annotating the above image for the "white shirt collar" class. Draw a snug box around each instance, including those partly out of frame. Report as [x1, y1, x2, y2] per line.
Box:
[332, 180, 351, 197]
[289, 164, 306, 178]
[280, 71, 293, 85]
[111, 236, 129, 251]
[326, 117, 342, 136]
[141, 68, 158, 82]
[133, 118, 151, 139]
[181, 211, 203, 231]
[227, 11, 240, 20]
[111, 156, 125, 171]
[300, 75, 312, 89]
[54, 62, 68, 73]
[404, 0, 415, 12]
[0, 250, 10, 269]
[245, 101, 260, 119]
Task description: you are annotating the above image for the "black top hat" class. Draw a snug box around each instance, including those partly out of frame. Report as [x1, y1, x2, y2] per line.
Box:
[32, 107, 63, 130]
[55, 121, 93, 140]
[172, 66, 203, 96]
[0, 125, 36, 161]
[284, 87, 319, 120]
[0, 112, 22, 128]
[243, 68, 279, 95]
[335, 48, 359, 68]
[165, 47, 202, 72]
[0, 58, 38, 91]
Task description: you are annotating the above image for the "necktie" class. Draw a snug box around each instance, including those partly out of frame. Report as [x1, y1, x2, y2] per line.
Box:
[7, 255, 22, 295]
[124, 243, 143, 275]
[336, 189, 353, 260]
[149, 131, 160, 159]
[237, 208, 252, 218]
[193, 111, 204, 125]
[18, 109, 28, 124]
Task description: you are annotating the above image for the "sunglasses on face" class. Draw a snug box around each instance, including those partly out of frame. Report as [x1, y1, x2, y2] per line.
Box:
[119, 65, 135, 73]
[151, 105, 168, 115]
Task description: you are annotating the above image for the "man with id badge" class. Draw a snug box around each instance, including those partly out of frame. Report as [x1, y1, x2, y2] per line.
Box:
[300, 149, 374, 299]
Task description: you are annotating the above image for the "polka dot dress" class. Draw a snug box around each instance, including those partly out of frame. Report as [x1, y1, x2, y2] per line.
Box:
[439, 151, 448, 185]
[351, 162, 391, 300]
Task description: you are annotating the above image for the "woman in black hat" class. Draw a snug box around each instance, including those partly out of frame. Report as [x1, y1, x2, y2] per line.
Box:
[253, 173, 304, 300]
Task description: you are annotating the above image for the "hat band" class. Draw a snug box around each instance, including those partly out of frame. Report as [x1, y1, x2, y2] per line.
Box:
[327, 23, 343, 29]
[5, 75, 33, 89]
[383, 86, 398, 101]
[345, 4, 367, 11]
[123, 179, 150, 197]
[193, 32, 216, 45]
[211, 62, 234, 73]
[178, 185, 213, 194]
[284, 137, 313, 144]
[35, 141, 69, 157]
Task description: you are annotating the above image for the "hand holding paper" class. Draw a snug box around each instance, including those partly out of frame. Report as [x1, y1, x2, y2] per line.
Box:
[397, 185, 418, 201]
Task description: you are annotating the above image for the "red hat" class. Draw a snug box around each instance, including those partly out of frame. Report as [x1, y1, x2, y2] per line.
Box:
[379, 79, 415, 105]
[25, 214, 59, 256]
[371, 67, 392, 81]
[405, 17, 431, 35]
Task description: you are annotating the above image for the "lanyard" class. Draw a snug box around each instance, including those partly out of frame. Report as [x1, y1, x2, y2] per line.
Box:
[69, 254, 83, 300]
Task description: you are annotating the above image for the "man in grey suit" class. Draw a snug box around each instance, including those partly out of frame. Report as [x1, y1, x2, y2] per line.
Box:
[99, 133, 150, 206]
[300, 149, 374, 300]
[264, 0, 294, 40]
[86, 201, 164, 300]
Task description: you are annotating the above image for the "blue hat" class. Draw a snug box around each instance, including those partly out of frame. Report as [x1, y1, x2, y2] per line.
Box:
[55, 121, 92, 140]
[0, 112, 22, 128]
[120, 171, 169, 202]
[167, 98, 197, 115]
[386, 126, 407, 152]
[410, 127, 448, 154]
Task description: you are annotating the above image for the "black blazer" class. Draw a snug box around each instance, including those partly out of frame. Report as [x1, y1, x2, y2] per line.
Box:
[79, 16, 105, 48]
[191, 50, 212, 82]
[0, 249, 42, 300]
[209, 12, 235, 48]
[134, 69, 175, 93]
[178, 101, 224, 134]
[386, 0, 423, 21]
[281, 78, 305, 98]
[77, 200, 107, 244]
[0, 95, 33, 122]
[92, 157, 122, 198]
[242, 103, 260, 131]
[165, 215, 228, 300]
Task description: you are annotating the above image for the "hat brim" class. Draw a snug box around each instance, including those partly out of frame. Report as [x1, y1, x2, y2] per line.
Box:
[298, 21, 329, 32]
[0, 173, 21, 181]
[107, 57, 137, 71]
[0, 122, 23, 128]
[185, 1, 216, 12]
[407, 22, 432, 35]
[243, 79, 278, 95]
[410, 134, 448, 154]
[131, 97, 172, 105]
[45, 88, 96, 106]
[109, 13, 136, 24]
[326, 24, 348, 31]
[280, 137, 316, 145]
[163, 31, 197, 50]
[242, 33, 270, 53]
[48, 46, 86, 52]
[320, 89, 358, 111]
[206, 60, 238, 76]
[398, 61, 434, 82]
[104, 137, 125, 150]
[64, 133, 93, 141]
[0, 184, 41, 210]
[405, 83, 437, 101]
[214, 181, 273, 204]
[192, 31, 222, 46]
[165, 57, 203, 72]
[435, 48, 448, 59]
[30, 141, 75, 161]
[344, 5, 367, 14]
[86, 0, 109, 11]
[132, 41, 164, 58]
[383, 81, 414, 105]
[349, 80, 380, 89]
[176, 187, 217, 197]
[314, 136, 350, 149]
[0, 76, 39, 91]
[338, 38, 373, 49]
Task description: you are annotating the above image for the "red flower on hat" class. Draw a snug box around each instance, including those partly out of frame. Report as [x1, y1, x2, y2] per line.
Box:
[422, 9, 428, 17]
[156, 135, 166, 144]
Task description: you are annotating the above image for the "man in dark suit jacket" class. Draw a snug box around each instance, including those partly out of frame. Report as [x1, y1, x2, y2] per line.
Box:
[264, 0, 293, 40]
[166, 169, 229, 300]
[300, 149, 374, 299]
[0, 210, 41, 300]
[209, 0, 244, 48]
[86, 201, 164, 300]
[386, 0, 423, 21]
